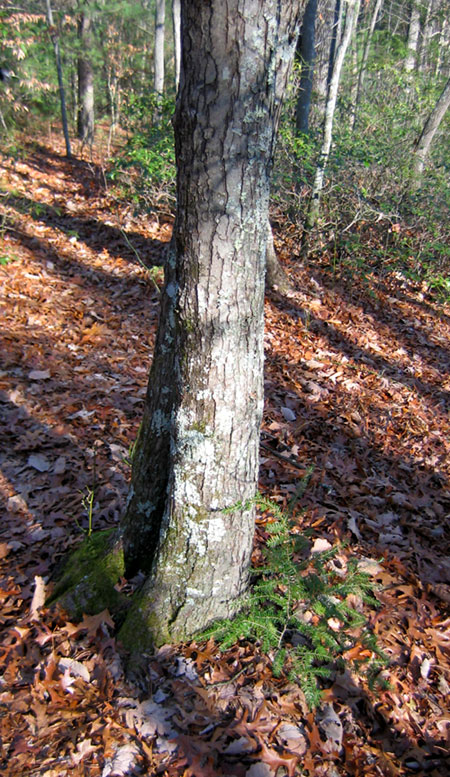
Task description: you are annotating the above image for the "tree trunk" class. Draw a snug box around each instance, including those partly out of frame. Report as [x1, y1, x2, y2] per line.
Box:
[412, 75, 450, 182]
[312, 0, 338, 120]
[306, 0, 360, 228]
[77, 5, 95, 147]
[154, 0, 165, 97]
[172, 0, 181, 93]
[419, 0, 433, 72]
[119, 0, 304, 648]
[265, 221, 293, 294]
[44, 0, 71, 158]
[434, 17, 448, 79]
[350, 0, 383, 130]
[296, 0, 319, 134]
[405, 1, 421, 72]
[327, 0, 343, 89]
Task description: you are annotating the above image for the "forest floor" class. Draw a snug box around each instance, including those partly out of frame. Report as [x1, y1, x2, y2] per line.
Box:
[0, 134, 449, 777]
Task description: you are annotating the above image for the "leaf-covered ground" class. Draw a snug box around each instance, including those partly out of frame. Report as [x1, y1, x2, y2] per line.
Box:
[0, 137, 449, 776]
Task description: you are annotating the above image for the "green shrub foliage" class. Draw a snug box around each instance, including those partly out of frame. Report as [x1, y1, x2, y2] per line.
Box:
[202, 495, 387, 709]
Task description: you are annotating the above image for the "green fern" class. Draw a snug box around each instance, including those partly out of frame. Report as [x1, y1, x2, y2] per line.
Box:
[202, 492, 387, 708]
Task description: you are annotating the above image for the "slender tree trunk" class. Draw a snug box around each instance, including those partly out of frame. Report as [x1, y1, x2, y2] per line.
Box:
[44, 0, 71, 158]
[312, 0, 337, 120]
[435, 17, 448, 78]
[405, 0, 421, 72]
[412, 75, 450, 182]
[327, 0, 343, 89]
[172, 0, 181, 93]
[419, 0, 433, 72]
[350, 0, 383, 130]
[119, 0, 304, 648]
[296, 0, 319, 134]
[154, 0, 165, 98]
[307, 0, 360, 228]
[77, 5, 94, 147]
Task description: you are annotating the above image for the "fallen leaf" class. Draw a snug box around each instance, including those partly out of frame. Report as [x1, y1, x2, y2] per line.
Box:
[28, 369, 51, 380]
[58, 657, 90, 683]
[318, 703, 343, 754]
[281, 406, 296, 422]
[311, 538, 332, 554]
[6, 494, 28, 512]
[71, 738, 96, 765]
[27, 453, 51, 472]
[102, 743, 140, 776]
[246, 763, 275, 777]
[30, 575, 46, 620]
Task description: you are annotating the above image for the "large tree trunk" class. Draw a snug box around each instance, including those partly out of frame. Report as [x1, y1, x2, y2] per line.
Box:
[120, 0, 304, 647]
[296, 0, 319, 134]
[412, 75, 450, 183]
[77, 4, 95, 147]
[306, 0, 360, 228]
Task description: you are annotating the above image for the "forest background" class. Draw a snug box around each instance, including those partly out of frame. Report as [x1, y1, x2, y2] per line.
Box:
[0, 1, 449, 776]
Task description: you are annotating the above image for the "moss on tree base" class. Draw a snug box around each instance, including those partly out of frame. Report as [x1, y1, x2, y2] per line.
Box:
[48, 529, 127, 622]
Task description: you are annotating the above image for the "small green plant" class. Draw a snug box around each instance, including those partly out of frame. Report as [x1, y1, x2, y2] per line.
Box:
[0, 253, 18, 265]
[80, 485, 95, 538]
[122, 427, 140, 468]
[202, 492, 386, 708]
[119, 228, 163, 292]
[76, 450, 97, 538]
[108, 93, 176, 216]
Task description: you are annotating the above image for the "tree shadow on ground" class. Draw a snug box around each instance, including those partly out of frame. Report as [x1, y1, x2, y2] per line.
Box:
[4, 192, 167, 267]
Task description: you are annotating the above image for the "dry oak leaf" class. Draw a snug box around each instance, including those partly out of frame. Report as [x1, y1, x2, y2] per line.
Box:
[102, 743, 140, 776]
[72, 738, 96, 766]
[257, 740, 299, 777]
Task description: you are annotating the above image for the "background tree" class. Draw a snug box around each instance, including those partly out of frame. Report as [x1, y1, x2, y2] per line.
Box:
[405, 0, 421, 72]
[77, 1, 94, 147]
[306, 0, 360, 228]
[44, 0, 71, 157]
[412, 74, 450, 181]
[350, 0, 383, 130]
[154, 0, 165, 99]
[119, 0, 305, 647]
[295, 0, 319, 134]
[172, 0, 181, 92]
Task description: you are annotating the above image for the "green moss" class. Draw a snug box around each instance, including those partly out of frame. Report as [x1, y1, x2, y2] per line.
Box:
[118, 583, 187, 651]
[48, 529, 126, 621]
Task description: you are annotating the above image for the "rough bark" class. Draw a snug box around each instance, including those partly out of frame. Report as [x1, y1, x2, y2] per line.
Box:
[154, 0, 165, 97]
[296, 0, 319, 134]
[120, 0, 304, 647]
[412, 75, 450, 182]
[77, 5, 95, 146]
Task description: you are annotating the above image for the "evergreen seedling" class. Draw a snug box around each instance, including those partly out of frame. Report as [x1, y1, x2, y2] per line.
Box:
[202, 494, 386, 708]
